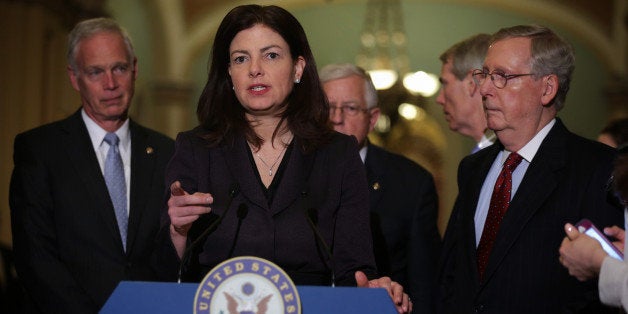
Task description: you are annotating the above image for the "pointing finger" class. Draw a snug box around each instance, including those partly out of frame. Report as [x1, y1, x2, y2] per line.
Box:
[171, 181, 186, 196]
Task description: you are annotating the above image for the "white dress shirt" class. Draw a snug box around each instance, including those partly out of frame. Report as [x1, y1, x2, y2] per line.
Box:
[474, 119, 556, 245]
[82, 109, 131, 216]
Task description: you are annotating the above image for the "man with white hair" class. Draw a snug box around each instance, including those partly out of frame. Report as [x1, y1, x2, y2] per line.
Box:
[10, 18, 174, 313]
[320, 63, 441, 313]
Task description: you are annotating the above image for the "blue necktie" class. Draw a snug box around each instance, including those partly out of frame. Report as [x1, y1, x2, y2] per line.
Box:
[103, 133, 128, 251]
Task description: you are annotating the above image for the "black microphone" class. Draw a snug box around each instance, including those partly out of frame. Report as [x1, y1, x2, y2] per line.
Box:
[227, 203, 249, 258]
[304, 207, 336, 287]
[177, 183, 240, 283]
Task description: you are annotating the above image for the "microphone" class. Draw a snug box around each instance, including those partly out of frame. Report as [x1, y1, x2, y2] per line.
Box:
[177, 183, 240, 283]
[304, 207, 336, 287]
[227, 203, 249, 258]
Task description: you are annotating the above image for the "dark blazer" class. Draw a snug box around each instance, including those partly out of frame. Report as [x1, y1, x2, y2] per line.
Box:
[365, 144, 441, 312]
[439, 119, 623, 313]
[10, 109, 174, 313]
[153, 128, 377, 286]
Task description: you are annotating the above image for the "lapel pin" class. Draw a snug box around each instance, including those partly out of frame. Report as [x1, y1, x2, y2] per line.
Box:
[146, 147, 154, 154]
[372, 182, 380, 191]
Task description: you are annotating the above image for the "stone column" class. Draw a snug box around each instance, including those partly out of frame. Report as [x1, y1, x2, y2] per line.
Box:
[135, 80, 196, 139]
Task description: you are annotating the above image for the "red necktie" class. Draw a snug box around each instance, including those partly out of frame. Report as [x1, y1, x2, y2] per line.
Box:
[477, 152, 523, 280]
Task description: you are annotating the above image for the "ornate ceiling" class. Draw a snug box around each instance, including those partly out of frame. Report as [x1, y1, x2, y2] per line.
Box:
[25, 0, 628, 78]
[179, 0, 620, 37]
[48, 0, 622, 38]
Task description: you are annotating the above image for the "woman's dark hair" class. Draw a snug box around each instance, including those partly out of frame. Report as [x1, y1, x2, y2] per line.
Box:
[600, 118, 628, 148]
[196, 4, 332, 152]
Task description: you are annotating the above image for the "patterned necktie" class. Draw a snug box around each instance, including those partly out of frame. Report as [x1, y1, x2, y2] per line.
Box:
[103, 133, 128, 252]
[477, 152, 523, 280]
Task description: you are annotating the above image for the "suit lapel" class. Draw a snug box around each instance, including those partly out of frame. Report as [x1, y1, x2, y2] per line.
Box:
[365, 145, 385, 209]
[272, 139, 314, 216]
[221, 137, 314, 216]
[481, 121, 566, 284]
[222, 137, 269, 211]
[126, 121, 156, 253]
[461, 145, 501, 285]
[59, 110, 124, 251]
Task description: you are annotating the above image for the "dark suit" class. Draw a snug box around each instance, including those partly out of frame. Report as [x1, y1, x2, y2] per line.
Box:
[439, 119, 622, 313]
[153, 129, 377, 286]
[10, 109, 174, 313]
[365, 144, 440, 312]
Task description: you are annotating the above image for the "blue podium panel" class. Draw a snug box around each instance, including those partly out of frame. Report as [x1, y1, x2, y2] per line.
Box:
[100, 281, 397, 314]
[100, 282, 196, 313]
[299, 285, 397, 313]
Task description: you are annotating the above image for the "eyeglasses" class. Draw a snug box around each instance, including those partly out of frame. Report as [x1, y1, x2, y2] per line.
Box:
[329, 104, 369, 117]
[471, 69, 535, 89]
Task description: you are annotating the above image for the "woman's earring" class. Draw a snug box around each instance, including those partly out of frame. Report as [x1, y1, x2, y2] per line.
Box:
[232, 85, 235, 90]
[294, 78, 300, 84]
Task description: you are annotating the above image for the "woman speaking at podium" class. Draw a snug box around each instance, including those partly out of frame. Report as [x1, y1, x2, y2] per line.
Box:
[152, 4, 411, 313]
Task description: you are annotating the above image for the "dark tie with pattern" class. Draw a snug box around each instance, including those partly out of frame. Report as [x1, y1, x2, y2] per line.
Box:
[477, 152, 523, 280]
[103, 133, 128, 252]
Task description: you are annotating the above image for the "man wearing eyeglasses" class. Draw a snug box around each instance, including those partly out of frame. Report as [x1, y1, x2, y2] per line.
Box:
[320, 63, 441, 313]
[438, 25, 622, 313]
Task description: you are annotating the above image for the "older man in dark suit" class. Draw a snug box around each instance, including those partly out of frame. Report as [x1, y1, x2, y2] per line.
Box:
[10, 18, 174, 313]
[437, 33, 495, 154]
[438, 25, 623, 313]
[320, 63, 441, 313]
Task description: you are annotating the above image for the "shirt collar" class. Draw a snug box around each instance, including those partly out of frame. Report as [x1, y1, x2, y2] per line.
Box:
[501, 118, 555, 163]
[478, 130, 496, 150]
[82, 109, 130, 150]
[359, 145, 367, 163]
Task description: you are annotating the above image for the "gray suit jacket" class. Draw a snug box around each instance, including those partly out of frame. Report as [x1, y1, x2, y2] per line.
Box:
[598, 208, 628, 310]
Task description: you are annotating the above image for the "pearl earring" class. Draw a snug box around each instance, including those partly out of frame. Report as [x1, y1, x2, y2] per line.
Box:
[294, 78, 301, 84]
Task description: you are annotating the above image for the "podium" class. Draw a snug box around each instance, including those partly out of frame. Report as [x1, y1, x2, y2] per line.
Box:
[101, 281, 398, 313]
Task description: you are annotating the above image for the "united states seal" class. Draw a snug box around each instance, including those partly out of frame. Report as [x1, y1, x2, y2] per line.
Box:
[193, 256, 301, 314]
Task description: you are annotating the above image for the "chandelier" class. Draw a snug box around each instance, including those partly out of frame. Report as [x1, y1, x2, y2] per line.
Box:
[356, 0, 439, 97]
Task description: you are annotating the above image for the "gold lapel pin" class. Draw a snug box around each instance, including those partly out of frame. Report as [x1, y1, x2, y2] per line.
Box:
[372, 182, 380, 191]
[146, 147, 154, 154]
